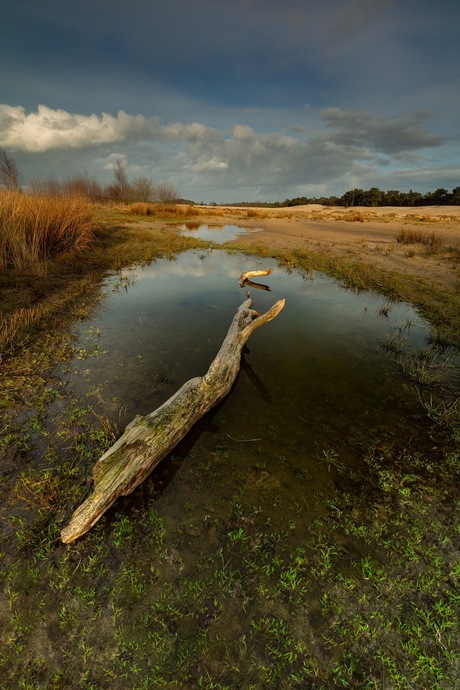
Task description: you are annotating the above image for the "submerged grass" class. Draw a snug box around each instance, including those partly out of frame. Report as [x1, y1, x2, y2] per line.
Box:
[0, 203, 459, 688]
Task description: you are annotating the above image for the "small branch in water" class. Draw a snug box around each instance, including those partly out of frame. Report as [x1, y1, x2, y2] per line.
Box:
[224, 433, 262, 443]
[238, 269, 272, 287]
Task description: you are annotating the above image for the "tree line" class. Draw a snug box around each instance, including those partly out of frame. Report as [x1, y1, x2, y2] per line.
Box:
[1, 147, 459, 207]
[280, 186, 460, 208]
[227, 186, 460, 208]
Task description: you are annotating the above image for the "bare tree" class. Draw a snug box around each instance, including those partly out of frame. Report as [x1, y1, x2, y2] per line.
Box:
[0, 148, 21, 189]
[29, 176, 62, 196]
[61, 173, 103, 201]
[113, 158, 129, 201]
[130, 176, 154, 202]
[152, 180, 180, 203]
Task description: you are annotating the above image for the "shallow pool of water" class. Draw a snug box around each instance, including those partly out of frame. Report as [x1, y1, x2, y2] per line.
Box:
[64, 249, 434, 515]
[177, 223, 261, 243]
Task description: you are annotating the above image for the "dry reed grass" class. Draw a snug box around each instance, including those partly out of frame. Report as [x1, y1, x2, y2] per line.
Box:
[396, 228, 444, 253]
[0, 190, 95, 272]
[344, 210, 367, 222]
[127, 202, 156, 216]
[245, 209, 268, 218]
[127, 202, 201, 218]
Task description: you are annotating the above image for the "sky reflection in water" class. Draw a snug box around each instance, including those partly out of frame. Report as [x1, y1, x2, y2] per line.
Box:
[177, 223, 261, 243]
[66, 249, 432, 499]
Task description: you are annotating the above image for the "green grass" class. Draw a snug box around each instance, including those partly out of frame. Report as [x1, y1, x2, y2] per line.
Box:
[1, 428, 458, 688]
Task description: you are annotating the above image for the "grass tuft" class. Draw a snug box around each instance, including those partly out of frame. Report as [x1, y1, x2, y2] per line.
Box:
[127, 202, 201, 219]
[345, 210, 367, 222]
[396, 228, 444, 253]
[0, 190, 95, 272]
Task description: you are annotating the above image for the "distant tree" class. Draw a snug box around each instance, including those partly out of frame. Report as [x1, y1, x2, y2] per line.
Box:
[340, 189, 366, 207]
[451, 187, 460, 205]
[294, 186, 460, 208]
[112, 158, 129, 201]
[404, 190, 423, 206]
[0, 148, 21, 189]
[152, 180, 180, 203]
[340, 190, 354, 207]
[425, 188, 450, 205]
[364, 187, 384, 207]
[323, 196, 339, 206]
[385, 190, 404, 206]
[29, 176, 62, 195]
[61, 173, 103, 200]
[130, 176, 154, 202]
[284, 196, 310, 207]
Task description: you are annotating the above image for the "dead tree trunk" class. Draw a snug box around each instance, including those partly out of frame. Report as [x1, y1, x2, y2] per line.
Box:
[61, 296, 284, 543]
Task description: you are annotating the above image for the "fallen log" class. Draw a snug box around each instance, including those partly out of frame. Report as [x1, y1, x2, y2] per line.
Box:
[61, 295, 285, 543]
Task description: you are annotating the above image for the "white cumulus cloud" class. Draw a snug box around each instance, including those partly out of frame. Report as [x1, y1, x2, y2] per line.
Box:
[0, 104, 151, 152]
[185, 157, 229, 172]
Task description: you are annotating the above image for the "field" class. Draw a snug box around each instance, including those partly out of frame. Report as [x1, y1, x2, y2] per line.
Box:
[0, 199, 459, 689]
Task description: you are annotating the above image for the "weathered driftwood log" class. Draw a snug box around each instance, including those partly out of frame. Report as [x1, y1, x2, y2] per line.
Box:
[238, 268, 272, 287]
[61, 296, 285, 543]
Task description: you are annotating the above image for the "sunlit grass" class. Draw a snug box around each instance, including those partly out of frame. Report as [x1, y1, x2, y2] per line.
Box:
[344, 209, 367, 222]
[125, 202, 215, 219]
[127, 201, 201, 218]
[396, 227, 444, 253]
[0, 190, 95, 272]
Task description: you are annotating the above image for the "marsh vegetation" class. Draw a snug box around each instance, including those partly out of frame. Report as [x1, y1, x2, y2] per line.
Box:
[0, 190, 95, 272]
[0, 196, 459, 688]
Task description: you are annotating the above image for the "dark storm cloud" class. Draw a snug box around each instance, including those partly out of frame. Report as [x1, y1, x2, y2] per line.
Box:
[322, 109, 447, 154]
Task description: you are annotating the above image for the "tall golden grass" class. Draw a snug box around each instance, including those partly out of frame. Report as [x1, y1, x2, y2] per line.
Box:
[127, 202, 202, 218]
[396, 227, 444, 253]
[0, 190, 95, 271]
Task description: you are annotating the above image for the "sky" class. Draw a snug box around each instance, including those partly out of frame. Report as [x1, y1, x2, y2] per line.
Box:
[1, 0, 459, 203]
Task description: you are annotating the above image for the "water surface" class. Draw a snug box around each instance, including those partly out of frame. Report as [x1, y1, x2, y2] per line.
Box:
[65, 249, 432, 513]
[178, 223, 261, 243]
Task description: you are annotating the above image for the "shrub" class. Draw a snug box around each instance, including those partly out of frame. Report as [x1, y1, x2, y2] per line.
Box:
[127, 203, 200, 218]
[396, 228, 444, 253]
[30, 174, 103, 201]
[152, 181, 180, 203]
[128, 202, 155, 216]
[246, 209, 267, 218]
[0, 190, 95, 272]
[396, 228, 424, 244]
[345, 210, 366, 222]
